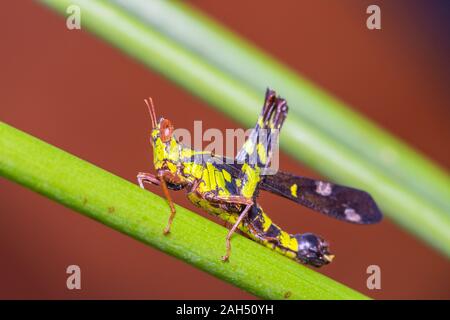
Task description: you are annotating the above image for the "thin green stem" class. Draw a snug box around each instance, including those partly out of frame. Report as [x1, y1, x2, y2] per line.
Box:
[39, 0, 450, 256]
[0, 122, 368, 300]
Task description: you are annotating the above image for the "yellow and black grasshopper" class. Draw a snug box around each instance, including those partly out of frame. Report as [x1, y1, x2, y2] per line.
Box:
[137, 89, 382, 267]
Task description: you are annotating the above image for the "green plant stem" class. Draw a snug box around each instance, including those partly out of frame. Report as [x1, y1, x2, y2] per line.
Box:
[39, 0, 450, 256]
[111, 0, 450, 215]
[0, 121, 368, 300]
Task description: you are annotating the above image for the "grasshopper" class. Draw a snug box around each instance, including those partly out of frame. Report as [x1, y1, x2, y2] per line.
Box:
[137, 89, 382, 267]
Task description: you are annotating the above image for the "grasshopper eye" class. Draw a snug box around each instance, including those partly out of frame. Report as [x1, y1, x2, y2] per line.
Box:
[160, 119, 173, 142]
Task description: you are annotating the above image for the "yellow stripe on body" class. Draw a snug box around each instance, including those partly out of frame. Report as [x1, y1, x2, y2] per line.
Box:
[256, 143, 267, 165]
[244, 140, 255, 155]
[182, 161, 192, 176]
[206, 162, 217, 191]
[180, 147, 209, 159]
[257, 116, 264, 127]
[168, 138, 179, 161]
[198, 164, 210, 193]
[290, 184, 298, 198]
[279, 230, 298, 252]
[222, 169, 232, 182]
[154, 139, 166, 166]
[166, 161, 177, 173]
[260, 211, 273, 232]
[191, 163, 204, 179]
[215, 169, 230, 197]
[241, 163, 260, 198]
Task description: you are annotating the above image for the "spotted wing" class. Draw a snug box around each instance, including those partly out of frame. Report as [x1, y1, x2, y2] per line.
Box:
[260, 171, 382, 224]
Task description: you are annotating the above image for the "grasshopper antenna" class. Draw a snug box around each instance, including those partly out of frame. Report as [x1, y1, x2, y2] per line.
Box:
[144, 97, 157, 128]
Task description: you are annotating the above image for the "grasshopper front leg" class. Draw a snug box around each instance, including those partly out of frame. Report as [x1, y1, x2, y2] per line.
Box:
[137, 171, 176, 235]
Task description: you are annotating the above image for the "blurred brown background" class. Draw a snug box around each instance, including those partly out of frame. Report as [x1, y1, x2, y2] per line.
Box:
[0, 1, 449, 299]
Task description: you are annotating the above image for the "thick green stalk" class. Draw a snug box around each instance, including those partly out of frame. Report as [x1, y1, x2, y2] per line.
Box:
[39, 0, 450, 256]
[111, 0, 450, 214]
[0, 122, 368, 300]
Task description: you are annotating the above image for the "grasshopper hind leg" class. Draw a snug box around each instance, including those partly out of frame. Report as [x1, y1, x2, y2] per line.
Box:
[137, 171, 177, 235]
[222, 203, 253, 262]
[219, 89, 289, 262]
[236, 88, 288, 169]
[235, 89, 289, 201]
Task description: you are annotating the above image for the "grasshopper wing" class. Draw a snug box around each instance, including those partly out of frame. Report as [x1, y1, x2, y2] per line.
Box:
[260, 171, 382, 224]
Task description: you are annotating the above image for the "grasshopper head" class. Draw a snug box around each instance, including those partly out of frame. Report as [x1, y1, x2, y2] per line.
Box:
[144, 98, 181, 172]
